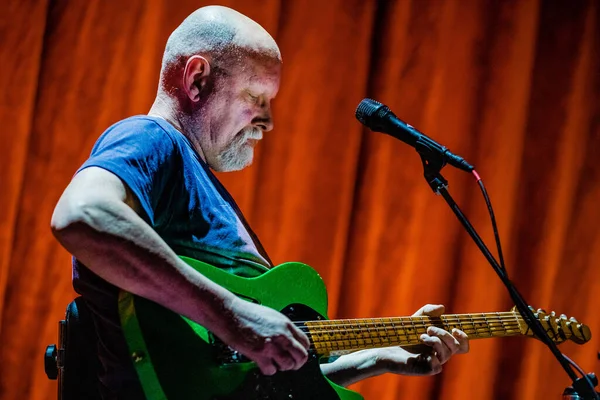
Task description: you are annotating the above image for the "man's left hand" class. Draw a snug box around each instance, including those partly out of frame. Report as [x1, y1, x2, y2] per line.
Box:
[376, 304, 469, 376]
[321, 304, 469, 386]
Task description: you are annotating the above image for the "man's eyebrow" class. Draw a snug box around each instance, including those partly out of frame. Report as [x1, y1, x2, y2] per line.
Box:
[248, 74, 266, 83]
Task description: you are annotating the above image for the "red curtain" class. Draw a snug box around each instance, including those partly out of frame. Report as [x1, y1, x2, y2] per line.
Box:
[1, 1, 598, 399]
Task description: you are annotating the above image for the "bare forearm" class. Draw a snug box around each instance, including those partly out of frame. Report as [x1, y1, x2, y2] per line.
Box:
[320, 350, 385, 387]
[51, 198, 236, 334]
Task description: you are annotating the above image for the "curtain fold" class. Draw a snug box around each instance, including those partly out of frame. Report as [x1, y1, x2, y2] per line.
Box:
[0, 1, 598, 399]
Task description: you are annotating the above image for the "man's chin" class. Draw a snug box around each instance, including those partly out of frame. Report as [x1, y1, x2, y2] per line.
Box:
[214, 149, 254, 172]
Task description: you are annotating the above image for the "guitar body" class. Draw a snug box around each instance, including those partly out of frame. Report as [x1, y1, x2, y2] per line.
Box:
[119, 257, 363, 400]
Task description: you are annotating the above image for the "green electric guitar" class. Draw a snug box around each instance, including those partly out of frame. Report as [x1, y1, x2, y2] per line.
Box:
[118, 257, 591, 400]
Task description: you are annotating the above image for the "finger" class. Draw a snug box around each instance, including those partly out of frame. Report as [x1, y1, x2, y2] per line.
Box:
[427, 326, 462, 356]
[272, 356, 293, 373]
[428, 353, 443, 375]
[268, 336, 300, 371]
[256, 358, 277, 376]
[420, 334, 451, 364]
[288, 338, 309, 370]
[275, 336, 308, 370]
[291, 323, 311, 351]
[413, 304, 445, 317]
[452, 329, 470, 354]
[403, 352, 442, 375]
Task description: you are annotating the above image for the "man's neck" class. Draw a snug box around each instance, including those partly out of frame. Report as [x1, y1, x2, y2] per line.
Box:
[148, 96, 208, 163]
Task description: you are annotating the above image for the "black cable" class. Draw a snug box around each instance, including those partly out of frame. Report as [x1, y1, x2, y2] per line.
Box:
[471, 170, 599, 399]
[472, 170, 507, 273]
[563, 353, 588, 377]
[562, 353, 600, 399]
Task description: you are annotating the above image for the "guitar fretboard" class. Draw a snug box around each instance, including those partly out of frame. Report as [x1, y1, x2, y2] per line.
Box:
[305, 312, 524, 356]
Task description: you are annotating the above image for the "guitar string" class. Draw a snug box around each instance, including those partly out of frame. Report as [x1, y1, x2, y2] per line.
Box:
[295, 320, 523, 333]
[302, 324, 524, 342]
[303, 324, 527, 353]
[289, 315, 569, 343]
[299, 323, 524, 338]
[287, 311, 568, 327]
[308, 324, 520, 336]
[292, 317, 525, 329]
[293, 319, 528, 337]
[220, 313, 565, 356]
[293, 313, 524, 325]
[297, 327, 525, 340]
[301, 321, 573, 353]
[295, 318, 524, 326]
[221, 322, 556, 358]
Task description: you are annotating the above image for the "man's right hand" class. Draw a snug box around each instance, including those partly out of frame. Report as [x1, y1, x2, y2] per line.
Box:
[219, 297, 311, 375]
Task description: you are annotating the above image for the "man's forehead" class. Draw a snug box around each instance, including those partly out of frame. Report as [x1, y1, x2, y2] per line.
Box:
[238, 59, 281, 84]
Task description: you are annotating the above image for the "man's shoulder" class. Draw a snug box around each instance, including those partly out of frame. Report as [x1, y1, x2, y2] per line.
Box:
[95, 115, 183, 148]
[105, 115, 169, 135]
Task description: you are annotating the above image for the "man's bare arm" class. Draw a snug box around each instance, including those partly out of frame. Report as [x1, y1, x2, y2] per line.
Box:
[51, 166, 310, 375]
[52, 167, 233, 325]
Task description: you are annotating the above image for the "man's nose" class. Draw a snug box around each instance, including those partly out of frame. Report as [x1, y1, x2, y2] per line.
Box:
[254, 108, 274, 132]
[258, 118, 274, 132]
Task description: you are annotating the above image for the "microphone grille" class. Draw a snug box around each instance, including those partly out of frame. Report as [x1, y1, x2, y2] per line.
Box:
[355, 98, 384, 125]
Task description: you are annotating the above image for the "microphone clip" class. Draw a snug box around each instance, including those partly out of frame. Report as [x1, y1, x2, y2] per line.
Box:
[419, 151, 449, 195]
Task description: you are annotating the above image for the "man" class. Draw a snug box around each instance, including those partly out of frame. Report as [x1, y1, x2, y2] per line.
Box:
[51, 5, 468, 399]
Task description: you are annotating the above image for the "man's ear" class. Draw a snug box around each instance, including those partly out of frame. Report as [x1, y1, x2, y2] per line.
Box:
[182, 55, 211, 102]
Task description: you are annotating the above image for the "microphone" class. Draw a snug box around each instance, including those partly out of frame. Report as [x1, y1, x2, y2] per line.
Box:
[355, 98, 474, 172]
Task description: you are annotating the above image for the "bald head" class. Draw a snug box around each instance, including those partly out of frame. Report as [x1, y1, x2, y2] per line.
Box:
[161, 6, 281, 80]
[150, 6, 282, 172]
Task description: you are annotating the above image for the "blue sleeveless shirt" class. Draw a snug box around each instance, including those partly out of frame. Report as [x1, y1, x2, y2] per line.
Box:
[72, 116, 271, 398]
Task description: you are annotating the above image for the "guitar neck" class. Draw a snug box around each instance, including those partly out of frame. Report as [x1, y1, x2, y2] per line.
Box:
[305, 311, 524, 356]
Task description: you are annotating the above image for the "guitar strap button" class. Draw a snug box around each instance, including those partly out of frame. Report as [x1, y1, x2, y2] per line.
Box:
[131, 351, 146, 363]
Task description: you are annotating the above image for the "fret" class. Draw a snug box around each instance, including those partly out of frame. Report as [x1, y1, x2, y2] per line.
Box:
[407, 317, 415, 336]
[405, 317, 419, 342]
[346, 319, 354, 338]
[352, 319, 362, 345]
[380, 319, 391, 346]
[340, 319, 351, 349]
[384, 318, 392, 337]
[476, 313, 490, 337]
[369, 318, 381, 345]
[457, 317, 466, 332]
[496, 312, 504, 333]
[412, 319, 421, 340]
[446, 315, 458, 332]
[398, 317, 408, 344]
[389, 318, 401, 345]
[441, 315, 452, 331]
[413, 316, 422, 334]
[346, 320, 358, 348]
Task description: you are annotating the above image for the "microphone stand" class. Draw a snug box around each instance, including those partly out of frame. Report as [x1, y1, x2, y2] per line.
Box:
[418, 150, 600, 399]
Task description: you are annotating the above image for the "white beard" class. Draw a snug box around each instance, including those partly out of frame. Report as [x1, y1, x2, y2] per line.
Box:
[216, 127, 262, 171]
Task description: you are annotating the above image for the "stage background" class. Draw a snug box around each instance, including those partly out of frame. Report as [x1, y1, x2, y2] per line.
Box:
[1, 0, 598, 399]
